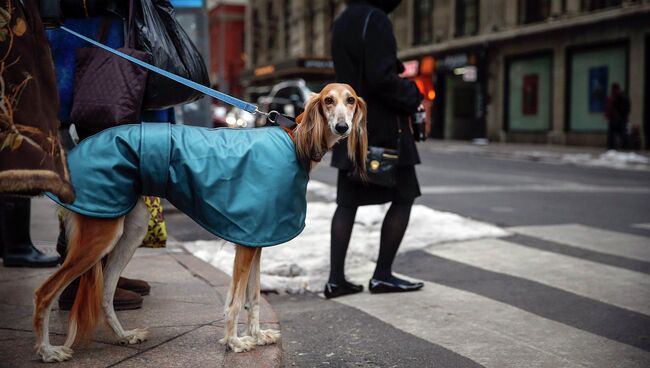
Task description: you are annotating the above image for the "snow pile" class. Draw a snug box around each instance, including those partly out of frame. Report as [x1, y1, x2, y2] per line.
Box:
[184, 182, 508, 293]
[561, 150, 650, 170]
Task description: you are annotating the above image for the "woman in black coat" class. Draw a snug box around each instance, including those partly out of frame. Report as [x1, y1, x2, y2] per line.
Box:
[325, 0, 424, 298]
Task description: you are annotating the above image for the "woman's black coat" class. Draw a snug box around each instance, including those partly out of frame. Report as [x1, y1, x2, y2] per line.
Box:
[330, 0, 422, 170]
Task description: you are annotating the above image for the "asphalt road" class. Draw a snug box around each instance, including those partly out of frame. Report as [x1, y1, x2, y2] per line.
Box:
[166, 141, 650, 368]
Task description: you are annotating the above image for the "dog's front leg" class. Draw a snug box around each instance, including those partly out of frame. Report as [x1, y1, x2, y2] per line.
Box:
[219, 245, 257, 352]
[244, 248, 280, 346]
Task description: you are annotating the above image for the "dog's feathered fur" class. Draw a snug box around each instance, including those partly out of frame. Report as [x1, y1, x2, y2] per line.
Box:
[32, 83, 367, 362]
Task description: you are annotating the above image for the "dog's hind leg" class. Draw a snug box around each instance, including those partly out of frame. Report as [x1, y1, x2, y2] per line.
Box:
[244, 248, 280, 346]
[219, 244, 257, 352]
[33, 213, 124, 362]
[102, 199, 149, 345]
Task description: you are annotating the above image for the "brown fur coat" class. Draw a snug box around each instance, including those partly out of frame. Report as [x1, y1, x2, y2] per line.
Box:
[0, 0, 74, 203]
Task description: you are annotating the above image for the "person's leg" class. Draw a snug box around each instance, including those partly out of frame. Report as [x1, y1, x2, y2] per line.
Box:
[369, 201, 424, 293]
[620, 122, 629, 150]
[324, 204, 363, 298]
[328, 204, 358, 284]
[373, 202, 412, 280]
[0, 197, 59, 267]
[607, 122, 616, 150]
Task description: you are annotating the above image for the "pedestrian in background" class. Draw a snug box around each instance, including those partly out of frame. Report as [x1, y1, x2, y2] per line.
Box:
[605, 83, 631, 150]
[324, 0, 424, 298]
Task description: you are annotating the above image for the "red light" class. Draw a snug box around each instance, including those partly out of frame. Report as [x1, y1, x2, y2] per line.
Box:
[415, 79, 425, 94]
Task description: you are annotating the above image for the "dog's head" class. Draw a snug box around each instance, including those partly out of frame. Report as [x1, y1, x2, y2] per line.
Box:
[295, 83, 367, 174]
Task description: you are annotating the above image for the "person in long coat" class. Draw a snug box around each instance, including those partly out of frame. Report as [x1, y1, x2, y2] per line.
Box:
[0, 0, 75, 267]
[325, 0, 424, 298]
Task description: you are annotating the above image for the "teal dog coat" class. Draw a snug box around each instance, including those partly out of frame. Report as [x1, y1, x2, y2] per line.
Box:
[47, 123, 309, 247]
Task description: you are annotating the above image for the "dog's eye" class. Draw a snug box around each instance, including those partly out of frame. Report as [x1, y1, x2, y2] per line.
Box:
[346, 97, 356, 104]
[324, 96, 334, 105]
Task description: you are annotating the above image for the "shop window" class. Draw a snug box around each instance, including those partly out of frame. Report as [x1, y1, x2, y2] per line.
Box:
[413, 0, 433, 46]
[581, 0, 622, 11]
[518, 0, 551, 24]
[455, 0, 479, 37]
[568, 45, 627, 132]
[506, 55, 552, 132]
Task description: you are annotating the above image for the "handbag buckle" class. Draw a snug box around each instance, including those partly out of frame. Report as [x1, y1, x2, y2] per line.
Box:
[370, 160, 380, 171]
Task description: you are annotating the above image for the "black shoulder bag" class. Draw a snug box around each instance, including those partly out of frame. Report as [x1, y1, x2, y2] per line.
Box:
[347, 10, 400, 188]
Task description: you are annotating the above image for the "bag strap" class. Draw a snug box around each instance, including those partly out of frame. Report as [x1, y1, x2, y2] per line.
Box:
[359, 10, 400, 153]
[358, 10, 374, 99]
[60, 25, 260, 115]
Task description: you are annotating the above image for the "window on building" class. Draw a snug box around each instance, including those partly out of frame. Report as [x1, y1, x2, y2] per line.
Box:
[413, 0, 433, 45]
[581, 0, 622, 11]
[306, 2, 315, 55]
[266, 0, 276, 56]
[455, 0, 479, 37]
[518, 0, 551, 24]
[252, 9, 260, 65]
[284, 0, 291, 54]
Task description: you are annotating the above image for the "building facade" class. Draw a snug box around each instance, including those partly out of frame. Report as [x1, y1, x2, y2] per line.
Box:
[394, 0, 650, 148]
[208, 0, 246, 97]
[241, 0, 345, 100]
[242, 0, 649, 148]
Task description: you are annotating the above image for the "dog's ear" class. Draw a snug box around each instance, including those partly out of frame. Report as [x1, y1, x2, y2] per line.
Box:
[348, 97, 368, 179]
[295, 93, 325, 168]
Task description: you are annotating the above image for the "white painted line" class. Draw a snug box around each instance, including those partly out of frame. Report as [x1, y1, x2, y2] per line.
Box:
[334, 276, 650, 368]
[420, 184, 650, 194]
[426, 238, 650, 315]
[511, 224, 650, 262]
[632, 223, 650, 230]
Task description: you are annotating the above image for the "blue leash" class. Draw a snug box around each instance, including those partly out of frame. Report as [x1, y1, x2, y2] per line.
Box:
[60, 26, 260, 116]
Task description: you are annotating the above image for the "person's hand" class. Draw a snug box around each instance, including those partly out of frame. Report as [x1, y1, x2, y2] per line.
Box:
[411, 105, 426, 142]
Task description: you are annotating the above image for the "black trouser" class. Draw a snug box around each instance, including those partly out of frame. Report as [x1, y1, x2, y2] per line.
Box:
[607, 120, 628, 150]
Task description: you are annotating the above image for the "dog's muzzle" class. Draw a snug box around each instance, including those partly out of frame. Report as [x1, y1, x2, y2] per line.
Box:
[334, 122, 350, 135]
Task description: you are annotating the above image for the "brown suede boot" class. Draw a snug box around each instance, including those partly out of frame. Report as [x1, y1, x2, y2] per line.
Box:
[118, 276, 151, 296]
[58, 278, 143, 311]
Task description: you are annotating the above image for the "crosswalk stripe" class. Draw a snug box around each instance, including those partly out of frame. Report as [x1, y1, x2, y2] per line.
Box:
[425, 238, 650, 315]
[334, 275, 650, 368]
[510, 224, 650, 262]
[420, 184, 650, 194]
[632, 223, 650, 230]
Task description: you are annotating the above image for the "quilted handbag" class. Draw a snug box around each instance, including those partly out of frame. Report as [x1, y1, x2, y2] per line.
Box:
[70, 11, 148, 134]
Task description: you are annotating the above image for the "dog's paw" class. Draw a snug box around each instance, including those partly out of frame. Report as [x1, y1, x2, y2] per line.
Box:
[118, 328, 149, 345]
[255, 329, 281, 346]
[220, 336, 256, 353]
[37, 345, 73, 363]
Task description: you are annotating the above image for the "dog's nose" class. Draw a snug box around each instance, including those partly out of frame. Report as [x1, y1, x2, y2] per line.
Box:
[335, 123, 349, 134]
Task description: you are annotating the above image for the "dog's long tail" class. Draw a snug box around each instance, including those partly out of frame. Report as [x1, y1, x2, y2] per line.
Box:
[63, 213, 122, 345]
[69, 260, 103, 344]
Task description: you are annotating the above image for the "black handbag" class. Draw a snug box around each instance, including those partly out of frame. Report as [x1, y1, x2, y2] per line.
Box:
[348, 145, 399, 187]
[70, 10, 149, 135]
[347, 10, 400, 188]
[134, 0, 210, 110]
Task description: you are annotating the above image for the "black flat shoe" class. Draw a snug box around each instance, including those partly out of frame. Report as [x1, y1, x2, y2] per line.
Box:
[323, 280, 363, 299]
[369, 277, 424, 294]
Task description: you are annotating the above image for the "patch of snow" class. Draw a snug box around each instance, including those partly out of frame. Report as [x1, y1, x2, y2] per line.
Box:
[183, 182, 508, 293]
[561, 150, 650, 170]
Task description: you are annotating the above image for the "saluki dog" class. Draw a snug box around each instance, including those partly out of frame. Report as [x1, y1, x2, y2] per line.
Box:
[32, 83, 367, 362]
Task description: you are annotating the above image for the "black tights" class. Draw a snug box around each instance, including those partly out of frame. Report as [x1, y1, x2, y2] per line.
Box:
[328, 202, 413, 283]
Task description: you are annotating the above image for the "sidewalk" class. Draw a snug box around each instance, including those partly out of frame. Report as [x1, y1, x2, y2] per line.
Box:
[422, 139, 650, 171]
[0, 198, 283, 368]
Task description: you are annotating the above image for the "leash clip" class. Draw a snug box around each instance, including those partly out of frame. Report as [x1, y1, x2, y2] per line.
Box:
[255, 109, 281, 124]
